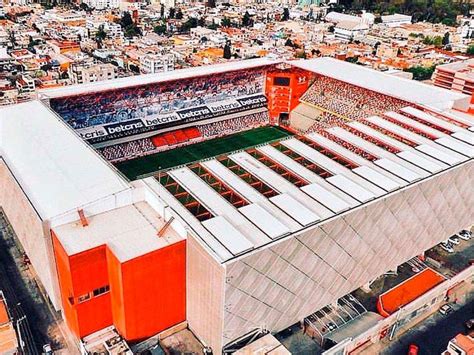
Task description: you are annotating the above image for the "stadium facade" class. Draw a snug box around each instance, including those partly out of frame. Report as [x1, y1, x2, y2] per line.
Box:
[0, 58, 473, 353]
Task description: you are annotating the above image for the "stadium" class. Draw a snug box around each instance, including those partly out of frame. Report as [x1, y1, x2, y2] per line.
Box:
[0, 57, 473, 353]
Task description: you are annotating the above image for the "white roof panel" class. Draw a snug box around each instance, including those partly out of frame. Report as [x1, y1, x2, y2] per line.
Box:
[202, 216, 254, 256]
[201, 159, 302, 231]
[374, 158, 420, 182]
[451, 131, 474, 146]
[396, 150, 445, 174]
[415, 144, 463, 166]
[239, 203, 290, 239]
[40, 58, 276, 99]
[400, 107, 461, 133]
[0, 101, 130, 220]
[327, 174, 375, 202]
[270, 194, 320, 226]
[385, 111, 445, 139]
[353, 166, 401, 192]
[435, 137, 473, 158]
[349, 121, 410, 151]
[301, 183, 351, 213]
[290, 58, 467, 110]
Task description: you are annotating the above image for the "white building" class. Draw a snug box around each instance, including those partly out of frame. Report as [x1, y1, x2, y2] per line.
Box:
[140, 53, 176, 74]
[334, 21, 369, 41]
[69, 63, 117, 84]
[381, 13, 412, 28]
[458, 18, 474, 39]
[82, 0, 119, 9]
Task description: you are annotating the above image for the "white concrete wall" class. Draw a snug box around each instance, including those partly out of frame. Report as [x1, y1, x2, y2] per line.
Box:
[221, 161, 474, 345]
[0, 159, 62, 310]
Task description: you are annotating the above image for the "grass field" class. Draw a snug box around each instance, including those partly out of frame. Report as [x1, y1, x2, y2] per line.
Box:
[115, 126, 294, 180]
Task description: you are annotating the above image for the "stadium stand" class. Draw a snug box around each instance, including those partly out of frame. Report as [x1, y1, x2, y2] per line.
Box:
[300, 75, 411, 121]
[50, 68, 266, 129]
[98, 111, 270, 163]
[198, 111, 269, 138]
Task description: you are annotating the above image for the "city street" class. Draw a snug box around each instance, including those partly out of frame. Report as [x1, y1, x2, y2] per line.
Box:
[382, 301, 474, 355]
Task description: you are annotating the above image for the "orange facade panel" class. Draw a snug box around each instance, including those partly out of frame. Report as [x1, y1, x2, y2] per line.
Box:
[265, 69, 312, 121]
[52, 232, 113, 338]
[106, 240, 186, 342]
[377, 268, 446, 317]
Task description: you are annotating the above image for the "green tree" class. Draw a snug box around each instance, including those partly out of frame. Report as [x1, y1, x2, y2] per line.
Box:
[242, 11, 251, 27]
[221, 17, 231, 27]
[175, 8, 183, 19]
[223, 40, 232, 59]
[467, 45, 474, 55]
[442, 32, 450, 46]
[120, 12, 134, 29]
[96, 25, 107, 42]
[154, 23, 167, 35]
[181, 17, 198, 32]
[404, 65, 436, 81]
[169, 7, 175, 19]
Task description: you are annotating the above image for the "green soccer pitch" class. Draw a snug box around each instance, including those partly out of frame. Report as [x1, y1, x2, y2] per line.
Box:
[114, 125, 294, 180]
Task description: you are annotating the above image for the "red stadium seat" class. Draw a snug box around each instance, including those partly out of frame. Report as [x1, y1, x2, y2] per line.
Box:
[163, 133, 178, 145]
[183, 128, 201, 139]
[174, 130, 188, 143]
[151, 136, 167, 147]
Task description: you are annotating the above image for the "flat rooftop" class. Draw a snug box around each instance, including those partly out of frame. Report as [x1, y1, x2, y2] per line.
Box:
[53, 201, 184, 261]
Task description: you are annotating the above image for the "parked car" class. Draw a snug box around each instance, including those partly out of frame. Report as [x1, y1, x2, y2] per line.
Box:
[42, 344, 53, 355]
[440, 242, 454, 253]
[439, 304, 454, 315]
[408, 344, 419, 355]
[326, 322, 337, 332]
[448, 235, 460, 245]
[458, 230, 472, 241]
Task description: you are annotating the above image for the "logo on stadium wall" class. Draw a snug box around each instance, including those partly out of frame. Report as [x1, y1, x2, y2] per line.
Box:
[207, 100, 242, 113]
[77, 126, 108, 140]
[142, 113, 181, 127]
[177, 106, 212, 121]
[104, 119, 145, 134]
[236, 95, 267, 108]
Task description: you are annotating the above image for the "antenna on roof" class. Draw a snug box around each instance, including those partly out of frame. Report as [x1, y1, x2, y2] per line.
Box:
[157, 217, 174, 238]
[78, 209, 89, 227]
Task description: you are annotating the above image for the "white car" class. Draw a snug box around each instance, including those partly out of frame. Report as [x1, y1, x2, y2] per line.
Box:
[440, 242, 454, 253]
[458, 230, 472, 241]
[448, 235, 460, 245]
[439, 304, 454, 315]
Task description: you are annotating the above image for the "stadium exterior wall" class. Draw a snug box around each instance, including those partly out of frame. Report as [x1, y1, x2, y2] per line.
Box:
[220, 161, 473, 346]
[186, 233, 226, 352]
[0, 159, 62, 310]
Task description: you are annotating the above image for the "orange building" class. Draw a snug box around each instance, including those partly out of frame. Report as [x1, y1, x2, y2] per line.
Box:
[265, 65, 313, 123]
[52, 202, 186, 341]
[377, 269, 446, 317]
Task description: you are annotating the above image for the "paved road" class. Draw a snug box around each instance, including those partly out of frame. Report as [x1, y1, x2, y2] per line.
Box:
[382, 301, 474, 355]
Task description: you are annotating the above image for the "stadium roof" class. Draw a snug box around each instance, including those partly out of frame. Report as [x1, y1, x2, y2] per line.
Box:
[0, 101, 130, 220]
[147, 107, 473, 262]
[39, 57, 277, 99]
[290, 58, 470, 111]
